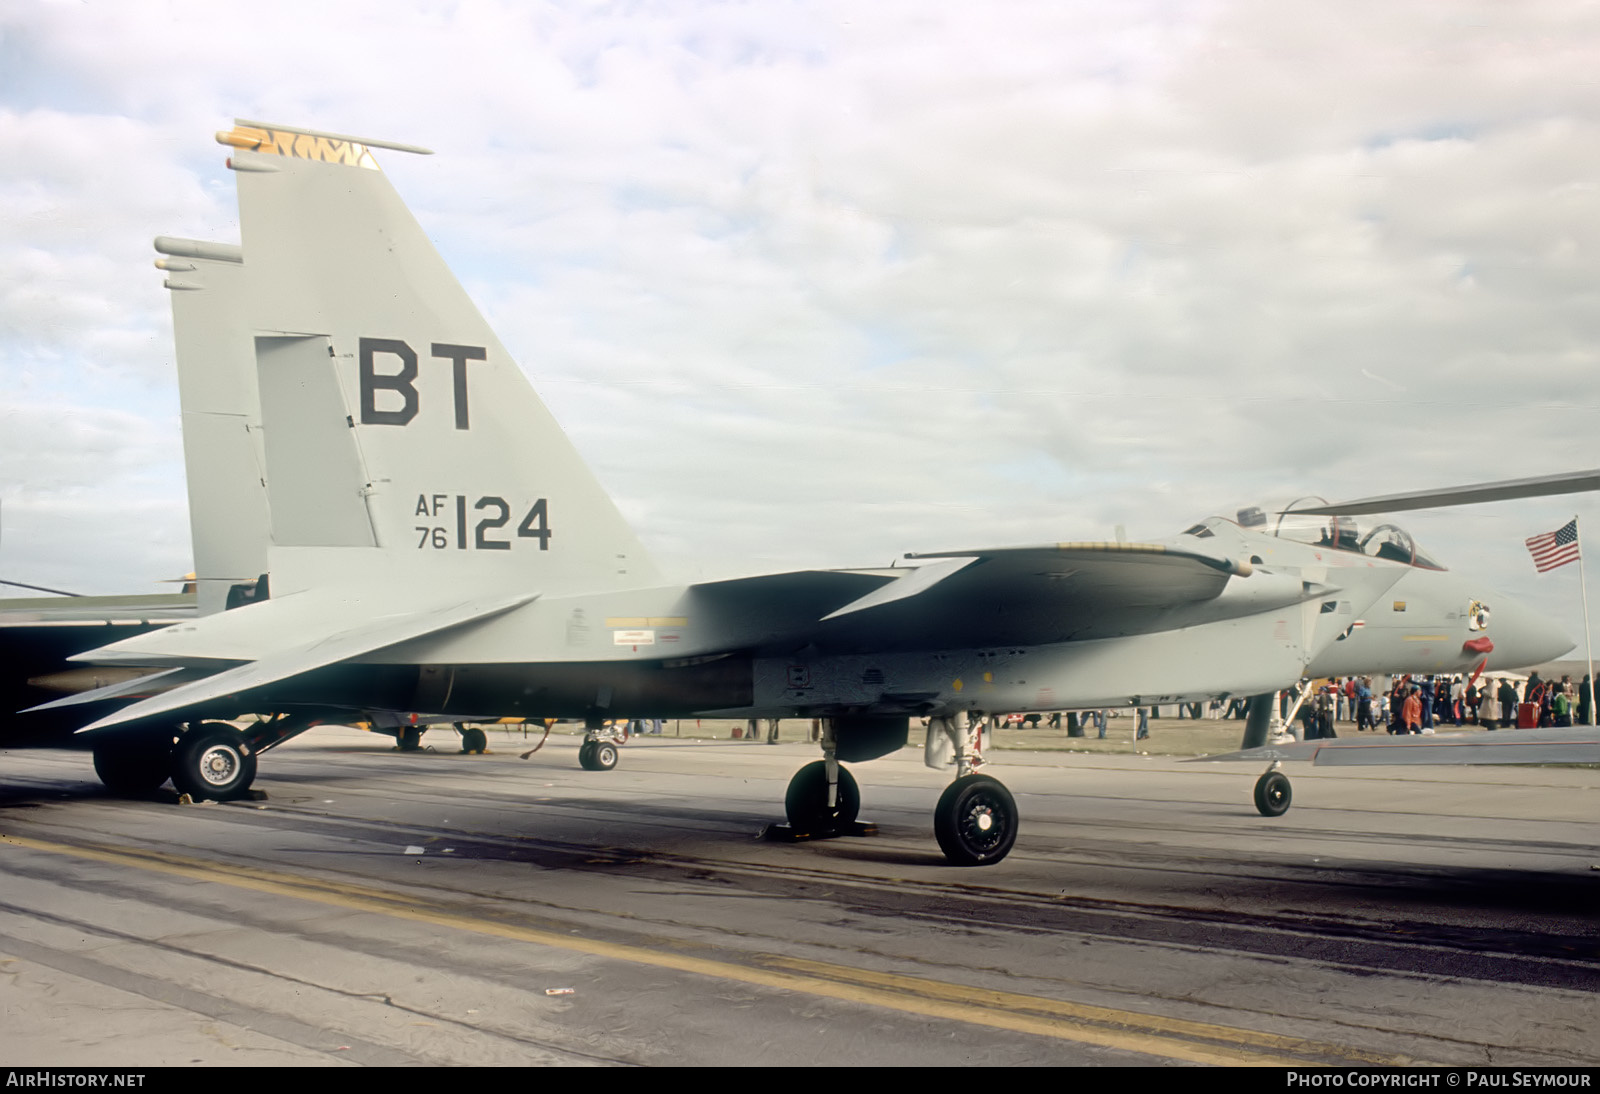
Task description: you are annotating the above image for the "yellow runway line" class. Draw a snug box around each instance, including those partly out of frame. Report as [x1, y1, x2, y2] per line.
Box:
[0, 833, 1413, 1067]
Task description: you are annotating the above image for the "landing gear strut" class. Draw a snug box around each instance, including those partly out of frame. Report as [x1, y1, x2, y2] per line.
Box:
[928, 714, 1017, 866]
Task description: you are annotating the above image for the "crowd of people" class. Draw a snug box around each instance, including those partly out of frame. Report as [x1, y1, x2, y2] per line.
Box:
[983, 669, 1594, 741]
[1295, 671, 1593, 736]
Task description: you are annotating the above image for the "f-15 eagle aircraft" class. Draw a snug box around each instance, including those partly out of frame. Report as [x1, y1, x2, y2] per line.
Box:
[39, 121, 1573, 866]
[1202, 484, 1600, 814]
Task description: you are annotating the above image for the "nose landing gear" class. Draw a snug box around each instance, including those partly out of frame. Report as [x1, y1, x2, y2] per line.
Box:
[1254, 762, 1292, 816]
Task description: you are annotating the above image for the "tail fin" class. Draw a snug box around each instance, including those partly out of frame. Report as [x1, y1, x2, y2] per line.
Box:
[218, 122, 660, 595]
[155, 236, 272, 615]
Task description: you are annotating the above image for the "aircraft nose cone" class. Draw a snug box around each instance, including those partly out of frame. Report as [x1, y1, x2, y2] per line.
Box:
[1490, 596, 1575, 669]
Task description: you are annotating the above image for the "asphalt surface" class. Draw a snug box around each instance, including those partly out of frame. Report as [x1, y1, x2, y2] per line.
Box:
[0, 726, 1595, 1067]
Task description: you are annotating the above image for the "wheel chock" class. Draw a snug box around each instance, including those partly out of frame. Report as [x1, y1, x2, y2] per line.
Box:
[760, 820, 878, 843]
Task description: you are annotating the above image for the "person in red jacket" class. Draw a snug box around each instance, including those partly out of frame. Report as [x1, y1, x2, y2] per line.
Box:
[1401, 687, 1423, 734]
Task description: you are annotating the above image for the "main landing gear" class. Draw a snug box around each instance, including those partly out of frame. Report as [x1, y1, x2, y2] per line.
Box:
[91, 715, 314, 802]
[927, 715, 1017, 865]
[578, 738, 619, 771]
[91, 733, 175, 796]
[770, 713, 1020, 866]
[171, 722, 258, 799]
[772, 719, 872, 841]
[934, 774, 1018, 866]
[783, 759, 860, 832]
[577, 714, 625, 771]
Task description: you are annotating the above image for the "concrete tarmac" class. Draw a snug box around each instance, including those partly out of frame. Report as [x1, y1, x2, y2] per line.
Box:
[0, 726, 1595, 1067]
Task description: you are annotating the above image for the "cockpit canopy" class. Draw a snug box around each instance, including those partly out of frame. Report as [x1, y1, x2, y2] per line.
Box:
[1183, 504, 1447, 570]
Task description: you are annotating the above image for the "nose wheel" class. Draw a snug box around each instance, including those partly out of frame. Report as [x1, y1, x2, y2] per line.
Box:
[934, 774, 1018, 866]
[1254, 765, 1292, 816]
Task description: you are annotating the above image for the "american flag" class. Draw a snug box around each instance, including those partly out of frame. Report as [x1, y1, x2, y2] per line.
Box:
[1526, 519, 1581, 572]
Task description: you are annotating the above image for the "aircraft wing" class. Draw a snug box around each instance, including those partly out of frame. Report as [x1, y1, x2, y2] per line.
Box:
[1294, 468, 1600, 516]
[1200, 727, 1600, 766]
[70, 591, 538, 734]
[695, 541, 1266, 655]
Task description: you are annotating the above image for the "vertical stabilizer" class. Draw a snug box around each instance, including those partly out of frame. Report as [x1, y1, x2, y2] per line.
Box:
[218, 122, 661, 595]
[156, 237, 272, 614]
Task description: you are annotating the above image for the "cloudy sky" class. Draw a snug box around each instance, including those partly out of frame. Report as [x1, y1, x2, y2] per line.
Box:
[3, 0, 1600, 651]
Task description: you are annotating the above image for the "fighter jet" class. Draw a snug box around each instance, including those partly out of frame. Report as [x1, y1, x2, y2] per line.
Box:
[0, 584, 194, 754]
[39, 122, 1573, 866]
[1201, 482, 1600, 815]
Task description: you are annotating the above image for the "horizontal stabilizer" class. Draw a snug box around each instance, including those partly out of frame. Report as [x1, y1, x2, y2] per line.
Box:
[75, 591, 537, 733]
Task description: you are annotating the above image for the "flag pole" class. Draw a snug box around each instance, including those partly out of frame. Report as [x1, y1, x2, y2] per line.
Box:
[1579, 515, 1595, 726]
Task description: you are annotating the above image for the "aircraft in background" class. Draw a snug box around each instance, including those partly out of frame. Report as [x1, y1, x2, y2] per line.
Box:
[1197, 482, 1600, 815]
[1, 502, 198, 756]
[32, 122, 1575, 866]
[0, 586, 194, 759]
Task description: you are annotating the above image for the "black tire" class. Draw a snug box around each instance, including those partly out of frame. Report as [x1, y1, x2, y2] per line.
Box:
[171, 723, 257, 800]
[578, 740, 597, 770]
[397, 726, 423, 752]
[591, 741, 618, 771]
[1254, 770, 1292, 817]
[460, 727, 488, 754]
[783, 760, 860, 833]
[93, 736, 173, 795]
[934, 774, 1017, 866]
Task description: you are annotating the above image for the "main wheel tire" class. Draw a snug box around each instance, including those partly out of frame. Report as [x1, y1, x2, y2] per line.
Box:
[578, 740, 597, 770]
[170, 723, 257, 800]
[783, 760, 860, 833]
[397, 726, 423, 752]
[591, 741, 618, 770]
[1254, 770, 1292, 816]
[93, 737, 173, 795]
[934, 774, 1018, 866]
[460, 727, 488, 754]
